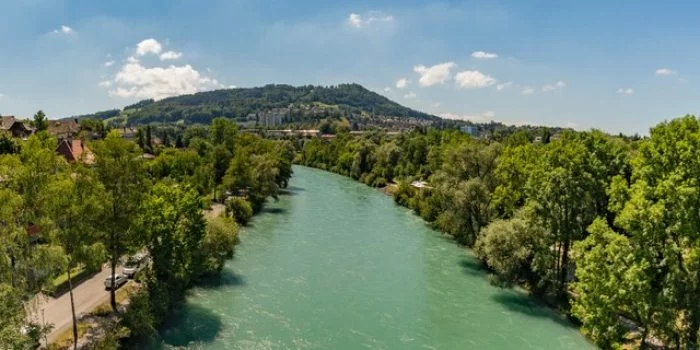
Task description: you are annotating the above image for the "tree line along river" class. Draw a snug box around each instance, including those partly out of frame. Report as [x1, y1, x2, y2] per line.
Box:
[154, 166, 594, 349]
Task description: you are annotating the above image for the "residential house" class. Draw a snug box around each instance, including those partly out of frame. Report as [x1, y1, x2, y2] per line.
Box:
[56, 139, 95, 164]
[116, 127, 138, 140]
[47, 119, 80, 140]
[0, 116, 34, 139]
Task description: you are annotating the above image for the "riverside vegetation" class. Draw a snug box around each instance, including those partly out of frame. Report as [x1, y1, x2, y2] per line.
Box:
[298, 115, 700, 349]
[0, 117, 293, 349]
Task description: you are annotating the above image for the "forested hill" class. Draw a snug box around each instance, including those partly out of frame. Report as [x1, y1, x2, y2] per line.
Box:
[84, 84, 440, 127]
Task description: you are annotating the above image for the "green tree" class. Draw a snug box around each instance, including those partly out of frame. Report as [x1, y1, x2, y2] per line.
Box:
[139, 183, 206, 323]
[571, 219, 639, 348]
[33, 110, 48, 132]
[475, 206, 548, 288]
[93, 131, 147, 313]
[46, 166, 106, 349]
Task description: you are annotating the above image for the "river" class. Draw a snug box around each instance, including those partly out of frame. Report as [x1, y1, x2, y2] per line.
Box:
[156, 166, 594, 349]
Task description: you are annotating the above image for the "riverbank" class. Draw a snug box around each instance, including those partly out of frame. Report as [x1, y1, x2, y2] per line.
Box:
[154, 165, 594, 349]
[310, 165, 590, 335]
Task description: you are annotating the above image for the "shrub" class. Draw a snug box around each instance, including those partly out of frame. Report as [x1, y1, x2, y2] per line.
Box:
[226, 197, 253, 225]
[202, 215, 239, 273]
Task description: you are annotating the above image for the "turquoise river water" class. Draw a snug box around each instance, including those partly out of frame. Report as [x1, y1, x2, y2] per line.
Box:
[155, 166, 594, 349]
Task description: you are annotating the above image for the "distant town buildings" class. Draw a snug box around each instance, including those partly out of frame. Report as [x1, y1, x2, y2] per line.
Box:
[460, 125, 479, 137]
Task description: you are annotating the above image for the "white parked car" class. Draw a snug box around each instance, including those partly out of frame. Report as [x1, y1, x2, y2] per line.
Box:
[122, 257, 145, 278]
[104, 273, 128, 290]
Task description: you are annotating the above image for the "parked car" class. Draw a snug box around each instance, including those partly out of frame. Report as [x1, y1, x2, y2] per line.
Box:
[122, 256, 145, 278]
[104, 273, 128, 290]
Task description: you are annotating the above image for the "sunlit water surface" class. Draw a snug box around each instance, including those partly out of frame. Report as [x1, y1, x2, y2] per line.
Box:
[154, 166, 594, 349]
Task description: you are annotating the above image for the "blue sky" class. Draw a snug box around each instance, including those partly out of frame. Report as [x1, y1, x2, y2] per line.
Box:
[1, 0, 698, 134]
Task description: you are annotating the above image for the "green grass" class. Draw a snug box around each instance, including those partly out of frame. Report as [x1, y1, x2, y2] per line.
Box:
[52, 265, 84, 288]
[47, 321, 91, 350]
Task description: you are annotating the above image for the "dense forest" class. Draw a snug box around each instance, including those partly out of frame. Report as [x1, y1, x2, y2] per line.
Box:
[297, 115, 700, 349]
[0, 118, 293, 349]
[77, 84, 439, 127]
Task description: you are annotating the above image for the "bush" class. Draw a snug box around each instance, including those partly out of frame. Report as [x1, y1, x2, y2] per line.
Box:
[226, 197, 253, 225]
[202, 215, 239, 273]
[120, 289, 155, 340]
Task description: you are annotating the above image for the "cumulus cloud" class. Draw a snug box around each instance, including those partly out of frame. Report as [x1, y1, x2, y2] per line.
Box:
[471, 51, 498, 59]
[454, 70, 496, 89]
[102, 39, 224, 100]
[541, 81, 565, 92]
[383, 87, 392, 93]
[617, 88, 634, 95]
[347, 11, 394, 28]
[496, 82, 513, 91]
[104, 60, 115, 67]
[136, 38, 163, 56]
[403, 91, 417, 99]
[440, 111, 495, 123]
[521, 87, 535, 95]
[395, 78, 409, 89]
[655, 68, 676, 76]
[52, 25, 73, 34]
[413, 62, 456, 87]
[160, 51, 183, 61]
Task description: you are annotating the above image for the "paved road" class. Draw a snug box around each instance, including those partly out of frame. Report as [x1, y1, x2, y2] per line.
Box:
[29, 204, 223, 345]
[28, 266, 122, 344]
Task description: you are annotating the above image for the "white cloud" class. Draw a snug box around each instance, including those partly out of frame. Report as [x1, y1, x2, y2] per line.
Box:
[104, 60, 115, 67]
[413, 62, 456, 87]
[160, 51, 183, 61]
[348, 13, 363, 28]
[395, 78, 409, 89]
[0, 93, 4, 98]
[521, 87, 535, 95]
[347, 12, 394, 28]
[52, 25, 73, 34]
[136, 38, 163, 56]
[383, 87, 392, 93]
[454, 70, 497, 89]
[471, 51, 498, 59]
[541, 81, 565, 92]
[104, 39, 224, 100]
[655, 68, 676, 76]
[440, 111, 495, 123]
[403, 91, 416, 99]
[617, 88, 634, 95]
[496, 82, 513, 91]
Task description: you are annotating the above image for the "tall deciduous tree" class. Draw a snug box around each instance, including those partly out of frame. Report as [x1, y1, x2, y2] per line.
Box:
[139, 183, 206, 323]
[93, 131, 147, 313]
[46, 166, 106, 349]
